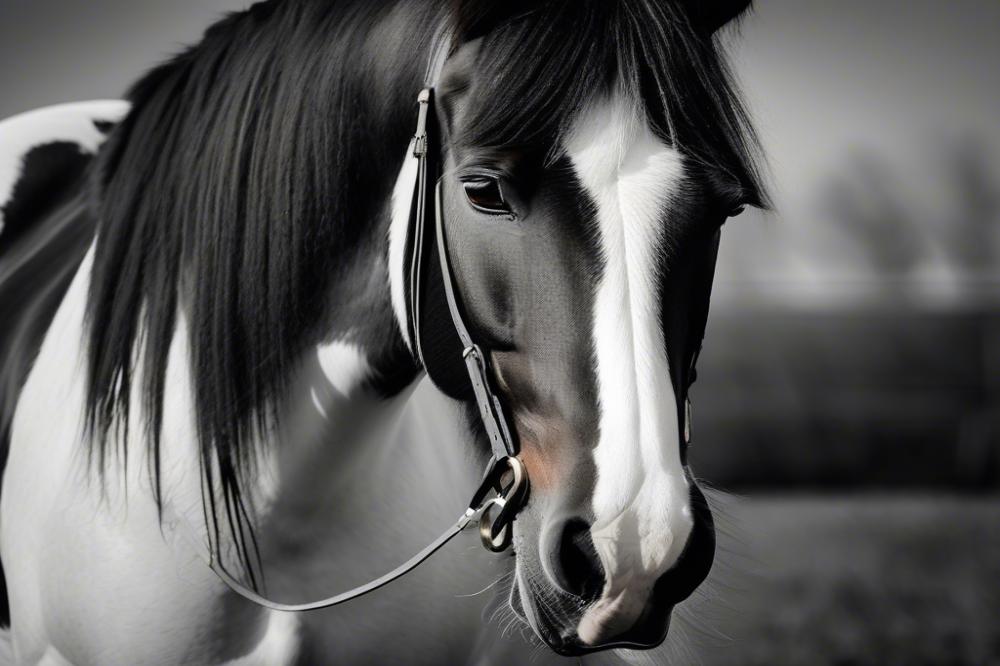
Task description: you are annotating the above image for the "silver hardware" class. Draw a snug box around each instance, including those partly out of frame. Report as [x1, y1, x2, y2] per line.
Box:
[412, 89, 431, 157]
[684, 398, 692, 445]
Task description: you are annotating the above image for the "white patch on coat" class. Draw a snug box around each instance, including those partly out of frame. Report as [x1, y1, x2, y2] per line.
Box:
[388, 140, 418, 349]
[565, 91, 694, 645]
[388, 27, 451, 352]
[316, 340, 371, 397]
[309, 387, 328, 420]
[0, 100, 129, 232]
[222, 611, 300, 666]
[2, 244, 295, 664]
[423, 24, 453, 87]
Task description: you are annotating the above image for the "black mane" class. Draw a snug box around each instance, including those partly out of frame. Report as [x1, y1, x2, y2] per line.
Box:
[455, 0, 767, 206]
[86, 0, 441, 573]
[84, 0, 765, 575]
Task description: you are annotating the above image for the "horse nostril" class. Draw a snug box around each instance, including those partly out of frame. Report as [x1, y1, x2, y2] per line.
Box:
[556, 519, 604, 602]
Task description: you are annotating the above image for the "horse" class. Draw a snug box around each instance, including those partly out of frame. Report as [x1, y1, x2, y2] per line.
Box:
[0, 0, 767, 663]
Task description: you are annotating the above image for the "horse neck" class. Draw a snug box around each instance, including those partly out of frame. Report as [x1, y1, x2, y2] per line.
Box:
[245, 333, 481, 589]
[154, 259, 474, 569]
[134, 0, 457, 562]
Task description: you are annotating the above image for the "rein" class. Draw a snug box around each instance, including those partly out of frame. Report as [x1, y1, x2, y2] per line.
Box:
[174, 89, 528, 612]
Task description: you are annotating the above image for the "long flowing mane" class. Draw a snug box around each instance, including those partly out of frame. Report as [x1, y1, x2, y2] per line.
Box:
[86, 0, 442, 573]
[83, 0, 766, 574]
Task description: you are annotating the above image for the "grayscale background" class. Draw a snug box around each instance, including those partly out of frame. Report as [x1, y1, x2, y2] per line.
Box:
[3, 1, 998, 663]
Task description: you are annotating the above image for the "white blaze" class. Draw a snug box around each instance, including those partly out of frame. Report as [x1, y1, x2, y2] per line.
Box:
[565, 91, 694, 644]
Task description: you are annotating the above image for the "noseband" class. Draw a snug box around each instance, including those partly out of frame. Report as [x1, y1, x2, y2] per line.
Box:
[175, 89, 527, 612]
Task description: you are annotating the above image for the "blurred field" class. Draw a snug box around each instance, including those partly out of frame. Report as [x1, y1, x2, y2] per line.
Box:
[691, 310, 1000, 490]
[687, 495, 1000, 666]
[688, 134, 1000, 493]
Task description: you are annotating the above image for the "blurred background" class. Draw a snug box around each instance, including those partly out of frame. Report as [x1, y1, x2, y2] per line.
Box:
[2, 0, 998, 663]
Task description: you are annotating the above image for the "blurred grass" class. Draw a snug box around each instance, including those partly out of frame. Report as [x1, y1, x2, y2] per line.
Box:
[691, 311, 1000, 490]
[689, 495, 1000, 666]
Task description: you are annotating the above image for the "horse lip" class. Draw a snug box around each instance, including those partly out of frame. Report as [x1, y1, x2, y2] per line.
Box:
[508, 576, 527, 623]
[511, 574, 676, 656]
[548, 610, 673, 657]
[508, 573, 567, 650]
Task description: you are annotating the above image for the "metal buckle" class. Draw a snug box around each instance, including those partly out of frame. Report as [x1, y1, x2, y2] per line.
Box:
[466, 456, 528, 552]
[462, 345, 517, 461]
[412, 89, 431, 158]
[413, 135, 427, 157]
[477, 497, 511, 552]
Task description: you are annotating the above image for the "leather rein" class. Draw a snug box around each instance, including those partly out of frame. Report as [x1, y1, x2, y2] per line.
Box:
[174, 88, 528, 612]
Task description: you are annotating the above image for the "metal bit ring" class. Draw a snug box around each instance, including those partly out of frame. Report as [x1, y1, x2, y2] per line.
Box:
[478, 497, 512, 552]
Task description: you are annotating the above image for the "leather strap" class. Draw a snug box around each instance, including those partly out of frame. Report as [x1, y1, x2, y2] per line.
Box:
[407, 88, 518, 462]
[165, 497, 507, 612]
[432, 182, 517, 461]
[408, 89, 434, 368]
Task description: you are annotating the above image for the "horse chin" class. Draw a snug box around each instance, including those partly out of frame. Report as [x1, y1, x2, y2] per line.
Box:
[507, 570, 566, 652]
[508, 568, 676, 657]
[506, 569, 591, 657]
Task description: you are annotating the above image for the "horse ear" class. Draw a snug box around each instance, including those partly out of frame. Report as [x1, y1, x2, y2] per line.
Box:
[451, 0, 536, 43]
[687, 0, 754, 34]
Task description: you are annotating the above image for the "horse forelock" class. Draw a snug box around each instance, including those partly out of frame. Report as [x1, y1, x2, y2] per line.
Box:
[450, 0, 767, 202]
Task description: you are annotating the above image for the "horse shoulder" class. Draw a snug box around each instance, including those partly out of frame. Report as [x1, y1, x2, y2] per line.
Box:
[2, 251, 288, 663]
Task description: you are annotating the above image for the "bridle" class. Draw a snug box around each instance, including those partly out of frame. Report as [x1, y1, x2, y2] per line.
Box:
[406, 88, 527, 544]
[173, 89, 528, 612]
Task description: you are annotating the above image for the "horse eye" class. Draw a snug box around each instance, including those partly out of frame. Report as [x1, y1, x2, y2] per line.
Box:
[463, 177, 511, 216]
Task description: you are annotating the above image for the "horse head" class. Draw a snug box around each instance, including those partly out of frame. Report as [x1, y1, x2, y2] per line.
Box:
[394, 0, 767, 654]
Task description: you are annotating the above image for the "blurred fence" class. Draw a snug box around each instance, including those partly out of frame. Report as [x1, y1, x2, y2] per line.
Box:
[692, 307, 1000, 490]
